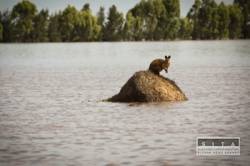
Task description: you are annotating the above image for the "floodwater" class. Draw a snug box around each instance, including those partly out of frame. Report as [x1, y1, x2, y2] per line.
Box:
[0, 41, 250, 166]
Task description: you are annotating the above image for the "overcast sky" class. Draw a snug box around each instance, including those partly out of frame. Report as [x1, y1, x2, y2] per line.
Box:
[0, 0, 233, 17]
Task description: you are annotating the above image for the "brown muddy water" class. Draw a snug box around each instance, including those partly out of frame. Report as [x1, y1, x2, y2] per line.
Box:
[0, 41, 250, 166]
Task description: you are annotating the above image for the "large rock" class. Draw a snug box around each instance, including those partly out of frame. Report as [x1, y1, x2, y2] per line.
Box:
[107, 71, 187, 102]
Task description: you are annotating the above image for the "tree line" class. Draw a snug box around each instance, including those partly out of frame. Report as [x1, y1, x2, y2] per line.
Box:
[0, 0, 249, 42]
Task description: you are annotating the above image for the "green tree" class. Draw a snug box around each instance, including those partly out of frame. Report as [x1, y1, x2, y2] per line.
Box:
[123, 12, 134, 40]
[74, 8, 101, 41]
[163, 17, 180, 39]
[10, 0, 37, 42]
[104, 5, 124, 41]
[228, 4, 243, 39]
[149, 0, 166, 40]
[48, 12, 62, 42]
[32, 9, 49, 42]
[197, 0, 219, 39]
[187, 0, 201, 39]
[129, 0, 167, 40]
[209, 1, 219, 39]
[217, 2, 229, 39]
[142, 0, 157, 40]
[234, 0, 250, 38]
[0, 23, 3, 41]
[59, 5, 78, 41]
[97, 7, 105, 40]
[178, 18, 193, 39]
[160, 0, 181, 39]
[0, 11, 12, 42]
[133, 17, 144, 40]
[163, 0, 180, 17]
[82, 3, 90, 12]
[123, 12, 145, 41]
[124, 12, 144, 41]
[1, 0, 248, 42]
[51, 4, 100, 42]
[129, 1, 147, 40]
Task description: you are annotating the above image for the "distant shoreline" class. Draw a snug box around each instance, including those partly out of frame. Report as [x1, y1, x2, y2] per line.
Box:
[1, 39, 250, 44]
[1, 0, 249, 43]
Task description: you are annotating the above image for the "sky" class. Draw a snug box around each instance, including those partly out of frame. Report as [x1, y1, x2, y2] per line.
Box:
[0, 0, 233, 17]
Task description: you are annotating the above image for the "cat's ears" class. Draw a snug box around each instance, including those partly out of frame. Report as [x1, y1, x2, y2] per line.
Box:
[165, 55, 171, 59]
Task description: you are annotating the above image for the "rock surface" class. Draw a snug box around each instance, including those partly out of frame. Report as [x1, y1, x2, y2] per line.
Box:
[107, 71, 187, 102]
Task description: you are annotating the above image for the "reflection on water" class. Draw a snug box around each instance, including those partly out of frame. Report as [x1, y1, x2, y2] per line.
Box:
[0, 41, 250, 165]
